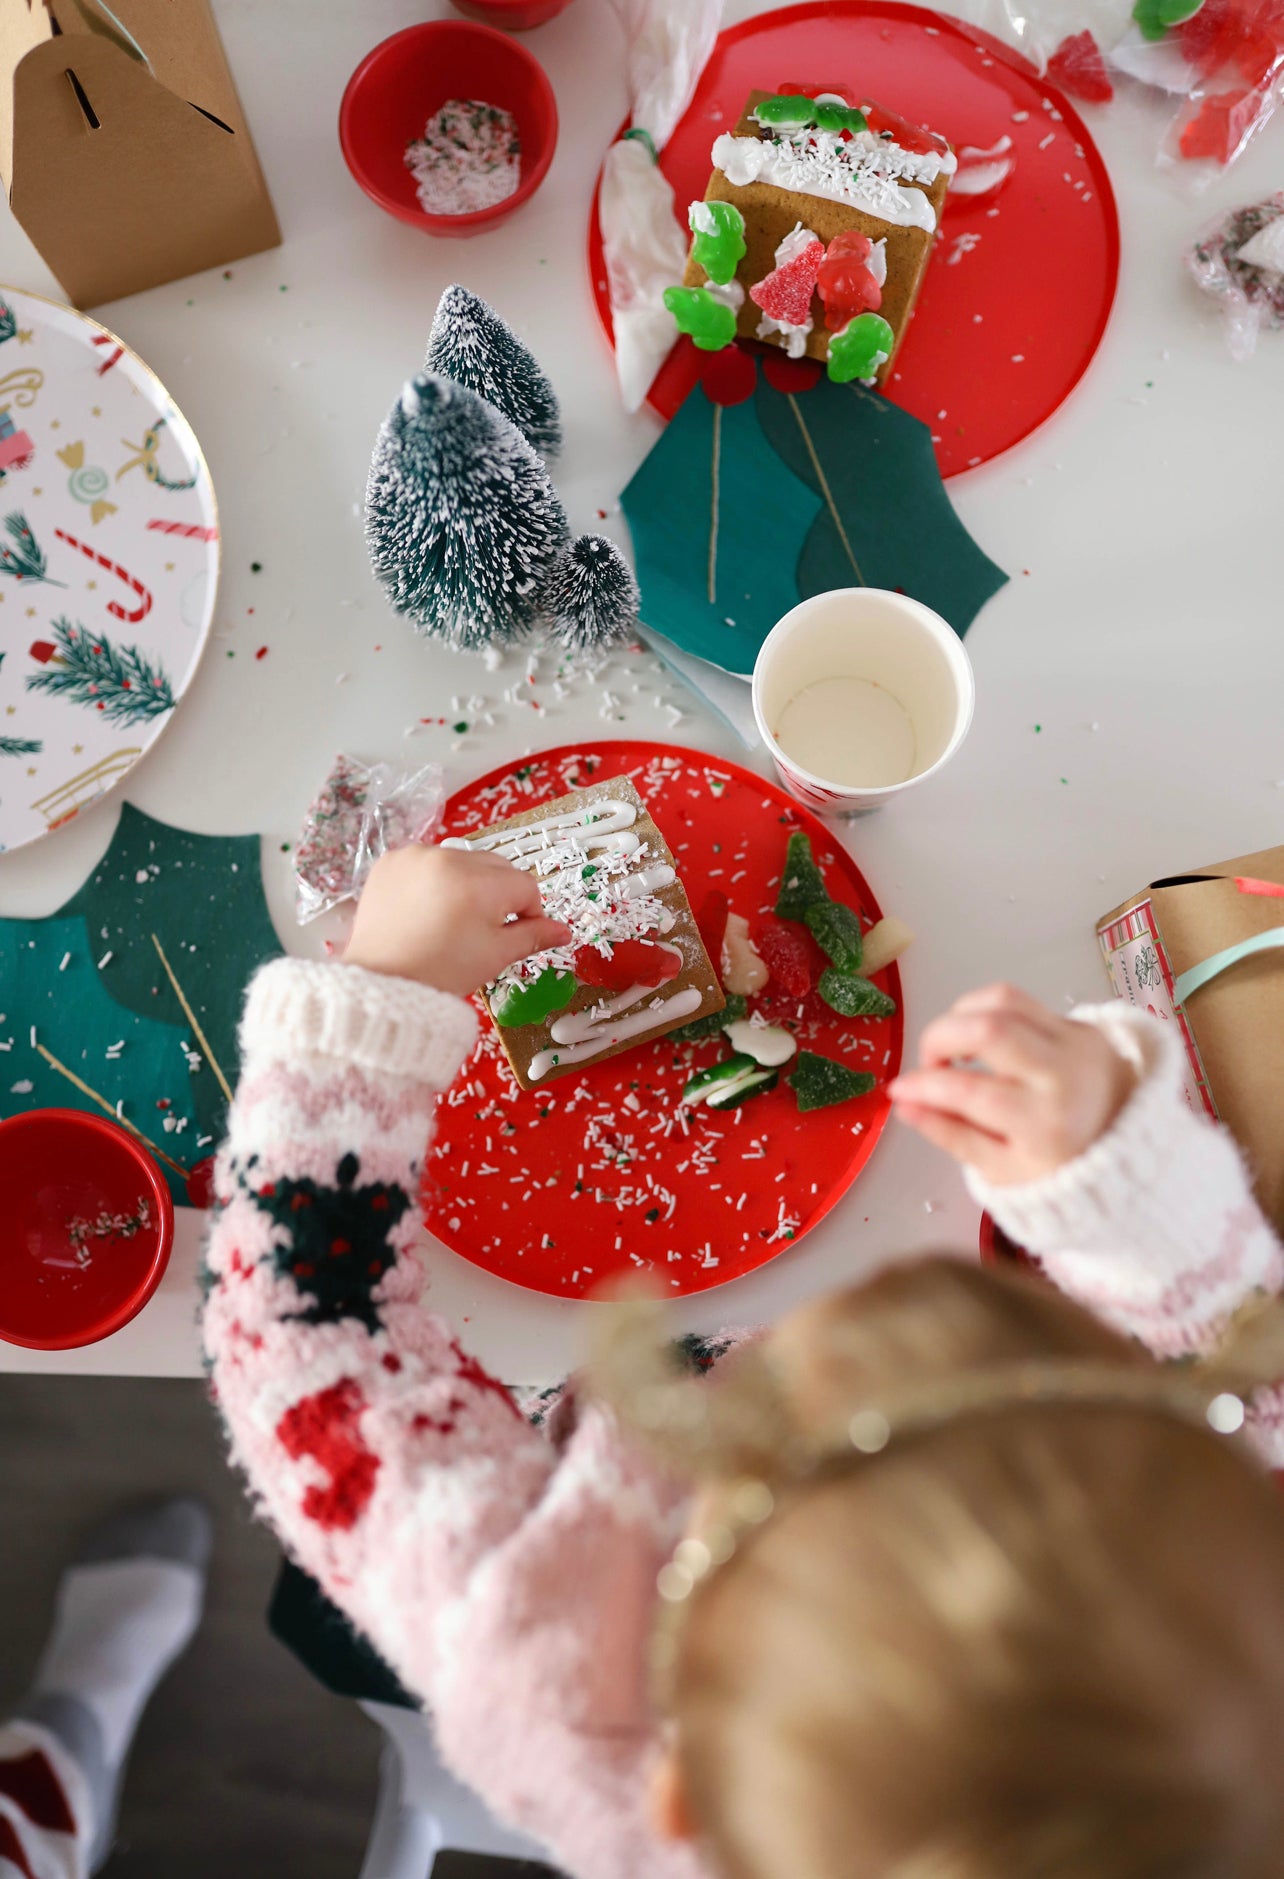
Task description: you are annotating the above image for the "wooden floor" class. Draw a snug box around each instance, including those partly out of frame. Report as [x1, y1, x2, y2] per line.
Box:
[0, 1375, 380, 1878]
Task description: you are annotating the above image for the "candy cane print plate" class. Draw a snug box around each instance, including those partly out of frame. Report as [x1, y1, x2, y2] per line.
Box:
[425, 741, 904, 1299]
[0, 287, 219, 854]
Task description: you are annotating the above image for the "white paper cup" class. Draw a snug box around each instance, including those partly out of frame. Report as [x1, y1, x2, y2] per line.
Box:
[751, 589, 975, 815]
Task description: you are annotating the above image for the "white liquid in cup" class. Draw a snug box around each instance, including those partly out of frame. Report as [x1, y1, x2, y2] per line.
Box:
[752, 589, 974, 813]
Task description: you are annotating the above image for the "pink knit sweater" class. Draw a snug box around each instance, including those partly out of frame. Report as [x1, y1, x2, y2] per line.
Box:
[203, 963, 1284, 1879]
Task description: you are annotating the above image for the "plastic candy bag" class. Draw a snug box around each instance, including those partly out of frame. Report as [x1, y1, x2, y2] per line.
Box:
[294, 755, 445, 924]
[1188, 193, 1284, 357]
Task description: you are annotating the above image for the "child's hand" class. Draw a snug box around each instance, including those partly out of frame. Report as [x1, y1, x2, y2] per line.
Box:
[344, 845, 572, 999]
[889, 984, 1135, 1187]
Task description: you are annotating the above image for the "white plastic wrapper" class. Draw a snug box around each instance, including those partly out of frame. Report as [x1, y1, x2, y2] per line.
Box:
[601, 0, 725, 411]
[294, 756, 445, 924]
[1188, 193, 1284, 358]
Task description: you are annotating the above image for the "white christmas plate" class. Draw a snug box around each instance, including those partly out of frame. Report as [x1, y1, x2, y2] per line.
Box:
[0, 287, 219, 854]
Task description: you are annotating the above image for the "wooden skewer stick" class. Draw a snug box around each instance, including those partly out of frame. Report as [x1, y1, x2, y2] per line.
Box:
[150, 933, 234, 1105]
[34, 1042, 191, 1181]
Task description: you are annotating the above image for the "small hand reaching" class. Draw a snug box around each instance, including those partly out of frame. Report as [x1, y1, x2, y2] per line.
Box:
[889, 983, 1135, 1187]
[344, 845, 572, 999]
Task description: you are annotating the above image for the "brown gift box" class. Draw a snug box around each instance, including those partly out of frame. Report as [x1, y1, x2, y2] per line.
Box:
[1097, 845, 1284, 1231]
[0, 0, 280, 309]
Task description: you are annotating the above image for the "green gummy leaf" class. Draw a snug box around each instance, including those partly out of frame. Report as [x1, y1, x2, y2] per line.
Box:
[828, 312, 896, 384]
[753, 94, 818, 128]
[673, 993, 744, 1042]
[813, 101, 868, 135]
[818, 968, 897, 1018]
[775, 831, 829, 920]
[805, 899, 863, 972]
[788, 1050, 877, 1112]
[664, 285, 738, 352]
[1132, 0, 1204, 37]
[493, 967, 576, 1027]
[689, 201, 747, 287]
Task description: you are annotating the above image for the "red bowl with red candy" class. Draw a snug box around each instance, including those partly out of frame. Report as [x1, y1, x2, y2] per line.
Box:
[339, 21, 558, 238]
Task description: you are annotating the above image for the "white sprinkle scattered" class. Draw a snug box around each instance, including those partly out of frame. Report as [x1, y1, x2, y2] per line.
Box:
[98, 952, 113, 969]
[10, 1079, 33, 1094]
[59, 952, 72, 972]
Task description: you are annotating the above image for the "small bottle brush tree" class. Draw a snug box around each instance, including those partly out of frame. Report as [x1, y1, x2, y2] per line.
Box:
[425, 285, 562, 461]
[366, 374, 570, 651]
[539, 535, 639, 652]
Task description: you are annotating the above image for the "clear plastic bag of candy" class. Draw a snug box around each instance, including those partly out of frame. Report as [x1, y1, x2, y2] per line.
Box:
[1188, 193, 1284, 357]
[294, 755, 446, 924]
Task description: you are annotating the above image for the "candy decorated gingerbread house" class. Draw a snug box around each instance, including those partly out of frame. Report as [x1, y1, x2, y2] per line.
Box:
[669, 85, 956, 386]
[445, 775, 724, 1091]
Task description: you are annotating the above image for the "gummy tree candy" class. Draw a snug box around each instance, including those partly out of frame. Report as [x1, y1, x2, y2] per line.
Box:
[827, 312, 895, 383]
[787, 1051, 877, 1112]
[664, 284, 738, 351]
[1045, 31, 1115, 101]
[493, 967, 576, 1027]
[673, 992, 746, 1043]
[689, 200, 747, 287]
[817, 231, 883, 331]
[754, 93, 822, 128]
[775, 830, 829, 920]
[818, 968, 897, 1018]
[750, 234, 825, 329]
[752, 914, 816, 998]
[574, 939, 681, 992]
[1133, 0, 1205, 40]
[804, 899, 864, 974]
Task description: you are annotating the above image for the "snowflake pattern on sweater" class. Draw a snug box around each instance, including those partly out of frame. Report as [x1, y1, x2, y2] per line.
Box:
[203, 963, 1284, 1879]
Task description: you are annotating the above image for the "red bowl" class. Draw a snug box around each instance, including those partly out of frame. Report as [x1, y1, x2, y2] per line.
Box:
[451, 0, 576, 28]
[339, 21, 558, 238]
[0, 1109, 175, 1350]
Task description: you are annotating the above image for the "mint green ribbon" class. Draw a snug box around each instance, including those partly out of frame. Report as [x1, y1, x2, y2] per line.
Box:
[1174, 924, 1284, 1005]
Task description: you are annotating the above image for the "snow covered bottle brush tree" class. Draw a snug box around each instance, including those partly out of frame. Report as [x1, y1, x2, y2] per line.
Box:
[366, 287, 639, 654]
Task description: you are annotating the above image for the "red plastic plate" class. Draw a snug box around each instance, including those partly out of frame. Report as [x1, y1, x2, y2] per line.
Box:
[425, 741, 903, 1298]
[588, 0, 1120, 477]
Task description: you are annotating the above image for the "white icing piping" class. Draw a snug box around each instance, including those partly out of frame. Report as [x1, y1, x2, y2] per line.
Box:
[713, 130, 943, 234]
[756, 312, 812, 358]
[528, 984, 704, 1083]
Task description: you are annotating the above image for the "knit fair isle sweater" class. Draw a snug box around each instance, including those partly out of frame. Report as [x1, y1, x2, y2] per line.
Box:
[202, 963, 1284, 1879]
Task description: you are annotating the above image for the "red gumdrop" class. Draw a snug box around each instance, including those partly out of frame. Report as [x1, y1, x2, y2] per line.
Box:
[749, 239, 825, 327]
[752, 915, 816, 999]
[761, 351, 823, 394]
[186, 1154, 217, 1209]
[1178, 84, 1262, 160]
[1046, 30, 1115, 102]
[694, 888, 729, 968]
[817, 230, 883, 330]
[574, 939, 681, 992]
[1176, 0, 1243, 73]
[699, 344, 758, 407]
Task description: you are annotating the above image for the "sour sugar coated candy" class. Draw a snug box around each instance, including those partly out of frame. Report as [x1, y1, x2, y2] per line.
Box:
[805, 899, 864, 973]
[788, 1050, 877, 1112]
[664, 284, 738, 351]
[818, 968, 897, 1018]
[774, 830, 829, 920]
[690, 201, 747, 286]
[750, 230, 826, 328]
[827, 312, 895, 383]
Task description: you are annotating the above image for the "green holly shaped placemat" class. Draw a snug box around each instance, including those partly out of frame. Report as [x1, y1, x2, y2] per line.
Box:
[1, 803, 283, 1204]
[621, 365, 1008, 679]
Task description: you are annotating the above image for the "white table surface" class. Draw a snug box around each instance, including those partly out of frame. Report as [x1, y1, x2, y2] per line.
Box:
[2, 0, 1282, 1379]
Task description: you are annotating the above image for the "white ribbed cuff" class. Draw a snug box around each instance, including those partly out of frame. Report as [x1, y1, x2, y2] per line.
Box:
[241, 959, 477, 1091]
[965, 1003, 1188, 1252]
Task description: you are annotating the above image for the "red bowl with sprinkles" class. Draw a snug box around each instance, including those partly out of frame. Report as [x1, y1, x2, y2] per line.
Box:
[339, 21, 559, 237]
[0, 1109, 174, 1349]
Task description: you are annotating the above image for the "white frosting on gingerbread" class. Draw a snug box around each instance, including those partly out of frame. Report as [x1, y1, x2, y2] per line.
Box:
[712, 127, 949, 233]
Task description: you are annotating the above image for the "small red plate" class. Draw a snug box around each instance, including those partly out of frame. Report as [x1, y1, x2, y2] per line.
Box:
[588, 0, 1120, 477]
[425, 740, 903, 1298]
[0, 1109, 174, 1349]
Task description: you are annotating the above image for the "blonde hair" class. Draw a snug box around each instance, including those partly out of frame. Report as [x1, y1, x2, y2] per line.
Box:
[596, 1257, 1284, 1878]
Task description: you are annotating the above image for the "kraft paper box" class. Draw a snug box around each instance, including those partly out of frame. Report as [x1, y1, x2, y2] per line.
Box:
[0, 0, 280, 309]
[1097, 845, 1284, 1232]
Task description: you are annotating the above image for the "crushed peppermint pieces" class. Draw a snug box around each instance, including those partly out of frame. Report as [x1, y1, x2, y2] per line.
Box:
[405, 99, 523, 217]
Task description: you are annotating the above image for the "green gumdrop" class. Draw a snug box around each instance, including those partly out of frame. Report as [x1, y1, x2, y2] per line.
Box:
[689, 201, 747, 287]
[753, 94, 819, 129]
[827, 313, 896, 384]
[493, 967, 576, 1028]
[813, 101, 869, 135]
[1133, 0, 1204, 38]
[788, 1050, 877, 1112]
[664, 285, 738, 352]
[818, 968, 897, 1018]
[775, 831, 829, 920]
[805, 899, 863, 973]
